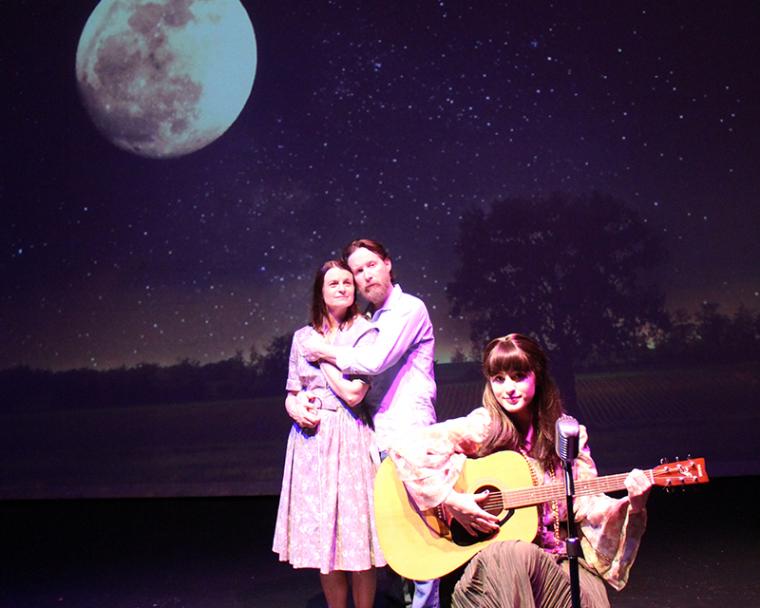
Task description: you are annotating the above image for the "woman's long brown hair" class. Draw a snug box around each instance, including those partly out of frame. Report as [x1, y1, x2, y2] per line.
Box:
[478, 333, 565, 470]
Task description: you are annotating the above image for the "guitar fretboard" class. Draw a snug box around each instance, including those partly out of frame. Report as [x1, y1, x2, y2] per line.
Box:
[485, 471, 652, 511]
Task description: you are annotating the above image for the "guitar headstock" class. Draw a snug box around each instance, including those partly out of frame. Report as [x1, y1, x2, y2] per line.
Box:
[652, 457, 709, 487]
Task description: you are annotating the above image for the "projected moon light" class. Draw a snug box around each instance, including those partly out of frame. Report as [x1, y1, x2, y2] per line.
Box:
[75, 0, 257, 158]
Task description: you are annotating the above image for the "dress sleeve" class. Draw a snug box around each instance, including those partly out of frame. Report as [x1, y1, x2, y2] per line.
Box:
[387, 407, 492, 510]
[285, 331, 302, 393]
[574, 426, 648, 591]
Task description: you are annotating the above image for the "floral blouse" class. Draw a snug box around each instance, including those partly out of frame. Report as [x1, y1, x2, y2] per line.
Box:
[388, 407, 648, 590]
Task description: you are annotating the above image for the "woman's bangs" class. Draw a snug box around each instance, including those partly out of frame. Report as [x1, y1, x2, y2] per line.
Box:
[484, 341, 532, 377]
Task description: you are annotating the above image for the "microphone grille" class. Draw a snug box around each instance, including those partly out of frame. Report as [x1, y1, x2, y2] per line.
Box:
[555, 415, 580, 462]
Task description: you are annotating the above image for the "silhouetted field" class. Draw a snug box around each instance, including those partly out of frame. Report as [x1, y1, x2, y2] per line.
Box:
[1, 362, 758, 499]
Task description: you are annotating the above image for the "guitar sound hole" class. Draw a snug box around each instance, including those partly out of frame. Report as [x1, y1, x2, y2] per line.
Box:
[477, 484, 502, 515]
[450, 484, 513, 547]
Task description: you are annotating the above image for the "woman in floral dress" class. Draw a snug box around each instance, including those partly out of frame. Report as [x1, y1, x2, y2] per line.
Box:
[273, 259, 385, 608]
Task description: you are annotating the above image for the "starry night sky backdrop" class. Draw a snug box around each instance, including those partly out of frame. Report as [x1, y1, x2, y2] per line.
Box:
[4, 1, 759, 372]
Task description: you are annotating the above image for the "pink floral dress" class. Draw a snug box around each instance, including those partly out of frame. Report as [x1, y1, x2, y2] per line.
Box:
[272, 319, 386, 573]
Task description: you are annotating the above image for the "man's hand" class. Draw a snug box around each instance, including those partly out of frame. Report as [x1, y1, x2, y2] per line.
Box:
[302, 333, 328, 362]
[285, 391, 321, 429]
[443, 490, 500, 536]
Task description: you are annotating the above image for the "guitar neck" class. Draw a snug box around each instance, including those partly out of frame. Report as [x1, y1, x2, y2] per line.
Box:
[503, 470, 651, 509]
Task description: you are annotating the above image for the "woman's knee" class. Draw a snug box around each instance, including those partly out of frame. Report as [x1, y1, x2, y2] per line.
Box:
[483, 540, 542, 563]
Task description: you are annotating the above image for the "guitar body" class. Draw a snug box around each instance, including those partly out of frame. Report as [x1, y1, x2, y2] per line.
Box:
[374, 451, 538, 581]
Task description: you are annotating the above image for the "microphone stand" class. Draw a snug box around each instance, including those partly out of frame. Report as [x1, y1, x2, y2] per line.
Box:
[555, 415, 581, 608]
[561, 457, 581, 608]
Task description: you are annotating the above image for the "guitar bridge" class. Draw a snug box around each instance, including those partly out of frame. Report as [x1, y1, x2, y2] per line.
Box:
[419, 506, 451, 539]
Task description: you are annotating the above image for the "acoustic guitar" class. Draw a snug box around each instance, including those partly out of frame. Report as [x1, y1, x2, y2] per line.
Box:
[374, 451, 708, 580]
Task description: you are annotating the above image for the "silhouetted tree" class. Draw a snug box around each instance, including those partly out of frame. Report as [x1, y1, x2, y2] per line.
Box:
[727, 305, 760, 360]
[252, 333, 294, 395]
[450, 347, 468, 364]
[166, 358, 207, 402]
[658, 302, 760, 364]
[447, 192, 665, 414]
[201, 353, 254, 400]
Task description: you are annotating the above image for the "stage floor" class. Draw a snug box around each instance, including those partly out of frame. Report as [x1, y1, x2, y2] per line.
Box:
[2, 475, 758, 608]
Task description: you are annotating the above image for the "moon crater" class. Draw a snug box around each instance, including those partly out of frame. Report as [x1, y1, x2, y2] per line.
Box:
[76, 0, 256, 158]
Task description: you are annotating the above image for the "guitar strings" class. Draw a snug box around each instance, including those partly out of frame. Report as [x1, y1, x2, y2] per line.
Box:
[475, 473, 636, 510]
[471, 461, 702, 512]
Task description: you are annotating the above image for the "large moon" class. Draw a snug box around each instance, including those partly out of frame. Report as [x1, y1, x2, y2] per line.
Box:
[75, 0, 256, 158]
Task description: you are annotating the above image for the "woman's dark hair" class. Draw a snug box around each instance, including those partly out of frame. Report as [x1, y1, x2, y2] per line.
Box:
[341, 238, 395, 282]
[479, 333, 564, 469]
[310, 260, 360, 333]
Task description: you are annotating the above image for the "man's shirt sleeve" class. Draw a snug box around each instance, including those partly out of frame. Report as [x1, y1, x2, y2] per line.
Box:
[335, 299, 429, 375]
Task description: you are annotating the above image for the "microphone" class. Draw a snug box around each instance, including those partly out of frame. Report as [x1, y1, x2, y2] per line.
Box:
[555, 415, 580, 463]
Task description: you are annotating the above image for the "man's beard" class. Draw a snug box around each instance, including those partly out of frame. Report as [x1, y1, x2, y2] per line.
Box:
[362, 282, 389, 306]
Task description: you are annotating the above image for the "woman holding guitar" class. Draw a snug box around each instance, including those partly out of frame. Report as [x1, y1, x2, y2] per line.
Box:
[388, 333, 653, 608]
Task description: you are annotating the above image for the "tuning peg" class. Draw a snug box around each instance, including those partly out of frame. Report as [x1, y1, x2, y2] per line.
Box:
[660, 457, 669, 465]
